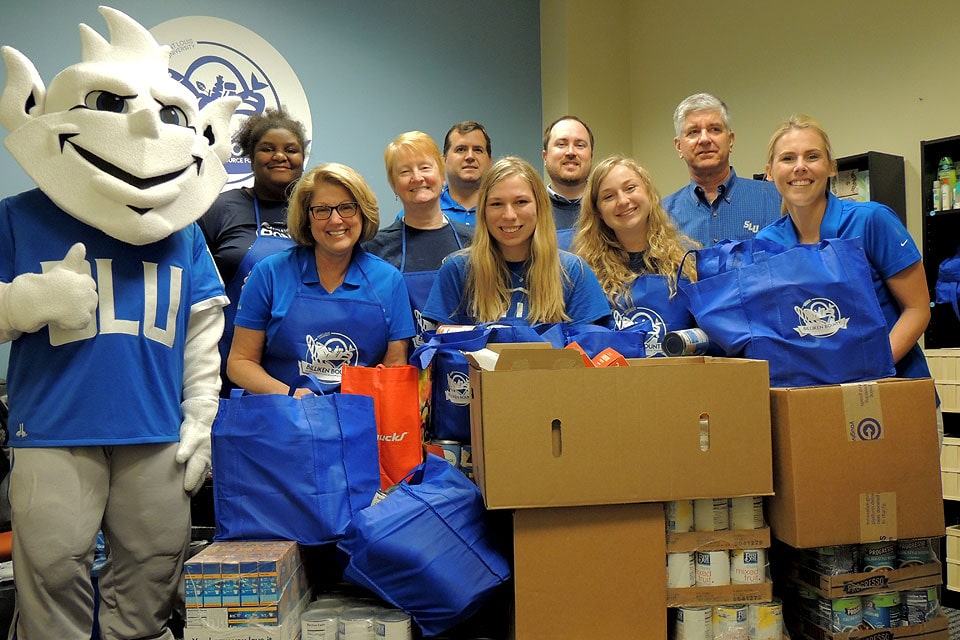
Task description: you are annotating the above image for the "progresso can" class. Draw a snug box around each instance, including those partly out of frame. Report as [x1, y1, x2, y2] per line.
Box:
[830, 596, 863, 632]
[862, 591, 902, 629]
[661, 328, 710, 357]
[904, 587, 940, 624]
[860, 541, 897, 571]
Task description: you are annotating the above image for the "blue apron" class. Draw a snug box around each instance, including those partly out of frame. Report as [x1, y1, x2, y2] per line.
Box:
[221, 197, 295, 378]
[612, 274, 695, 357]
[401, 217, 464, 343]
[260, 251, 389, 394]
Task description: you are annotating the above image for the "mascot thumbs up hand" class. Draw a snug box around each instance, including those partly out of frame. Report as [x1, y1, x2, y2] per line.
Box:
[0, 242, 97, 336]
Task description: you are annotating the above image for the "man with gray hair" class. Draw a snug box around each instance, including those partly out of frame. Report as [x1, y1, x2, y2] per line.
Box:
[662, 92, 781, 247]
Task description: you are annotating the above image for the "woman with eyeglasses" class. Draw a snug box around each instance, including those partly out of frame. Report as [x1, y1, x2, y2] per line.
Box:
[199, 107, 308, 395]
[227, 163, 415, 397]
[363, 131, 473, 341]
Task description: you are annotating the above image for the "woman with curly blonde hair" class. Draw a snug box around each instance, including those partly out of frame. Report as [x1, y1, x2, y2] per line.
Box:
[423, 156, 609, 326]
[572, 155, 699, 354]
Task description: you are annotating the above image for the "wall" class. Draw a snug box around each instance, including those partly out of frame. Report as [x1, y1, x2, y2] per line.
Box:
[0, 0, 542, 379]
[543, 0, 960, 246]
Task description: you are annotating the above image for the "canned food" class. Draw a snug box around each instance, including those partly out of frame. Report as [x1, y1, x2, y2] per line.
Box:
[662, 328, 710, 357]
[859, 541, 896, 571]
[904, 587, 940, 624]
[666, 499, 694, 533]
[430, 440, 461, 468]
[897, 537, 939, 567]
[830, 596, 863, 632]
[713, 604, 748, 640]
[862, 591, 901, 629]
[666, 552, 696, 588]
[374, 608, 412, 640]
[693, 497, 729, 531]
[674, 606, 711, 640]
[730, 548, 765, 585]
[695, 550, 730, 586]
[728, 496, 764, 530]
[747, 600, 783, 640]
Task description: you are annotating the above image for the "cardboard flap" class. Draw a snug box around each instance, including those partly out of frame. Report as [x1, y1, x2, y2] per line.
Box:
[495, 346, 583, 371]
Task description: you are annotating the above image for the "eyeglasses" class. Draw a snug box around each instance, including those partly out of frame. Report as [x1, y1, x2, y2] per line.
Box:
[308, 202, 360, 220]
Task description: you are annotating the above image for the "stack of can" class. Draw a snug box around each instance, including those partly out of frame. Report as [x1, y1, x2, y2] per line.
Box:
[672, 601, 782, 639]
[301, 591, 413, 640]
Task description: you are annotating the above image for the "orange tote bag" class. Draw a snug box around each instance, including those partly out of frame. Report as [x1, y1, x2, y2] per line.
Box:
[341, 364, 424, 488]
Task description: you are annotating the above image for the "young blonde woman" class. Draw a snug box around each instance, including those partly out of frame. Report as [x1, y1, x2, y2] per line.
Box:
[756, 115, 939, 442]
[422, 156, 609, 326]
[572, 155, 699, 355]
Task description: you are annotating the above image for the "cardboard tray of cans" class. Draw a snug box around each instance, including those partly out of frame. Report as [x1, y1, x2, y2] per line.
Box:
[789, 561, 942, 600]
[789, 612, 948, 640]
[666, 581, 774, 608]
[667, 526, 771, 553]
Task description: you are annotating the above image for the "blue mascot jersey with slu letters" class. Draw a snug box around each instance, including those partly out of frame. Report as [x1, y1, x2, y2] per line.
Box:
[0, 189, 228, 447]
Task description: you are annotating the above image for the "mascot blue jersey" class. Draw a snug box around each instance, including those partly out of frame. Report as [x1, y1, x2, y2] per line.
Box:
[0, 189, 228, 447]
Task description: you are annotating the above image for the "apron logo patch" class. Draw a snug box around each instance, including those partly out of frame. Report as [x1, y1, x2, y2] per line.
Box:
[300, 332, 359, 383]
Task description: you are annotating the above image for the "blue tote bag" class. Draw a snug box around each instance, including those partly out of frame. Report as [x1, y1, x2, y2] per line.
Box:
[212, 391, 381, 545]
[936, 249, 960, 321]
[537, 322, 650, 359]
[680, 237, 895, 387]
[337, 454, 511, 636]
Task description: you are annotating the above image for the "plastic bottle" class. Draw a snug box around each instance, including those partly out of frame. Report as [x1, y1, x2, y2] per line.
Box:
[934, 180, 942, 212]
[939, 156, 956, 209]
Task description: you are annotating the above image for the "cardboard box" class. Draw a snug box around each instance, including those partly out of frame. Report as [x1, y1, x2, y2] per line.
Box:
[511, 503, 666, 640]
[767, 378, 944, 547]
[183, 592, 307, 640]
[666, 581, 773, 607]
[791, 613, 948, 640]
[469, 348, 773, 509]
[666, 527, 771, 553]
[790, 561, 941, 599]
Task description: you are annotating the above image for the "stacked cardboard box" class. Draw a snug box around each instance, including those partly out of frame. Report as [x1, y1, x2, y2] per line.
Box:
[765, 377, 946, 639]
[183, 540, 310, 640]
[468, 347, 775, 639]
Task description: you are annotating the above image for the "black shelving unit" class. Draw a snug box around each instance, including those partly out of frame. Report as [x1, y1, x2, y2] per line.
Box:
[922, 135, 960, 350]
[922, 135, 960, 609]
[834, 151, 907, 225]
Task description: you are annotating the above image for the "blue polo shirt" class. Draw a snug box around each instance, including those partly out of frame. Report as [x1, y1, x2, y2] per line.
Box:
[663, 167, 782, 247]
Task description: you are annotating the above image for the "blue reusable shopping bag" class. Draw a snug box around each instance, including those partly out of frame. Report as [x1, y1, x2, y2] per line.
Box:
[935, 249, 960, 321]
[337, 454, 511, 636]
[537, 321, 650, 359]
[411, 319, 546, 442]
[680, 237, 896, 387]
[212, 390, 381, 545]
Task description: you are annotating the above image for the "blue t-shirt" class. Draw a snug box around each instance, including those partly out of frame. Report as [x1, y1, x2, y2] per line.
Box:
[235, 245, 415, 345]
[756, 194, 930, 380]
[663, 168, 782, 247]
[0, 189, 228, 447]
[422, 250, 611, 326]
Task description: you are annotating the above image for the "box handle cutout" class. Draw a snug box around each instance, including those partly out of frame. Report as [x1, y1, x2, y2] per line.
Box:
[551, 419, 562, 457]
[699, 413, 710, 452]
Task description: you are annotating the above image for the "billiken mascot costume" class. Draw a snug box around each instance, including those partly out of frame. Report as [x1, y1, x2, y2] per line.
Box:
[0, 7, 238, 639]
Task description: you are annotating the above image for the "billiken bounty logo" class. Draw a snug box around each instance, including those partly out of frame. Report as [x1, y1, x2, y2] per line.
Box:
[444, 371, 471, 407]
[300, 333, 358, 384]
[793, 297, 849, 338]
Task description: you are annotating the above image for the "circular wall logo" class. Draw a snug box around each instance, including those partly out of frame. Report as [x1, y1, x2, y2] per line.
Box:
[150, 16, 312, 188]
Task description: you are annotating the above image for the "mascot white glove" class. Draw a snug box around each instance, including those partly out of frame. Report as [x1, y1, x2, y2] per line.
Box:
[176, 304, 224, 494]
[177, 396, 217, 495]
[0, 243, 97, 337]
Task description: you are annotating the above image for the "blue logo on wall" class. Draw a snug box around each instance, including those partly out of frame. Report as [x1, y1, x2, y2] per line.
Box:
[151, 17, 312, 187]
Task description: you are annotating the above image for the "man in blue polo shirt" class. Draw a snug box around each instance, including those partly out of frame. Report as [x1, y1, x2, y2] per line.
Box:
[439, 121, 493, 226]
[662, 93, 781, 247]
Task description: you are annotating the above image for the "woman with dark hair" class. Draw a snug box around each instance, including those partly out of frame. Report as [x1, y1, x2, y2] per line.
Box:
[199, 107, 308, 393]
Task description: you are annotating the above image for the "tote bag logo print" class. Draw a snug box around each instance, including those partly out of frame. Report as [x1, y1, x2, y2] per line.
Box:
[443, 370, 471, 406]
[793, 297, 849, 338]
[301, 332, 359, 382]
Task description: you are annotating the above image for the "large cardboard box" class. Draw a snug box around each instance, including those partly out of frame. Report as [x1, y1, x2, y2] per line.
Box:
[767, 378, 944, 548]
[511, 503, 666, 640]
[469, 348, 773, 509]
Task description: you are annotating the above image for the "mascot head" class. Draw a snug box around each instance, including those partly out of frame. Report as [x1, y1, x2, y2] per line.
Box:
[0, 6, 239, 245]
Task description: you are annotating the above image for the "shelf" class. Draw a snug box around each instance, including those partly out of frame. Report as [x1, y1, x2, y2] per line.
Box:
[923, 135, 960, 348]
[835, 151, 907, 225]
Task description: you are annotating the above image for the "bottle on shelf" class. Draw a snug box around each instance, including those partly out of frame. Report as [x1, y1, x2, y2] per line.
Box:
[934, 180, 943, 212]
[939, 156, 957, 210]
